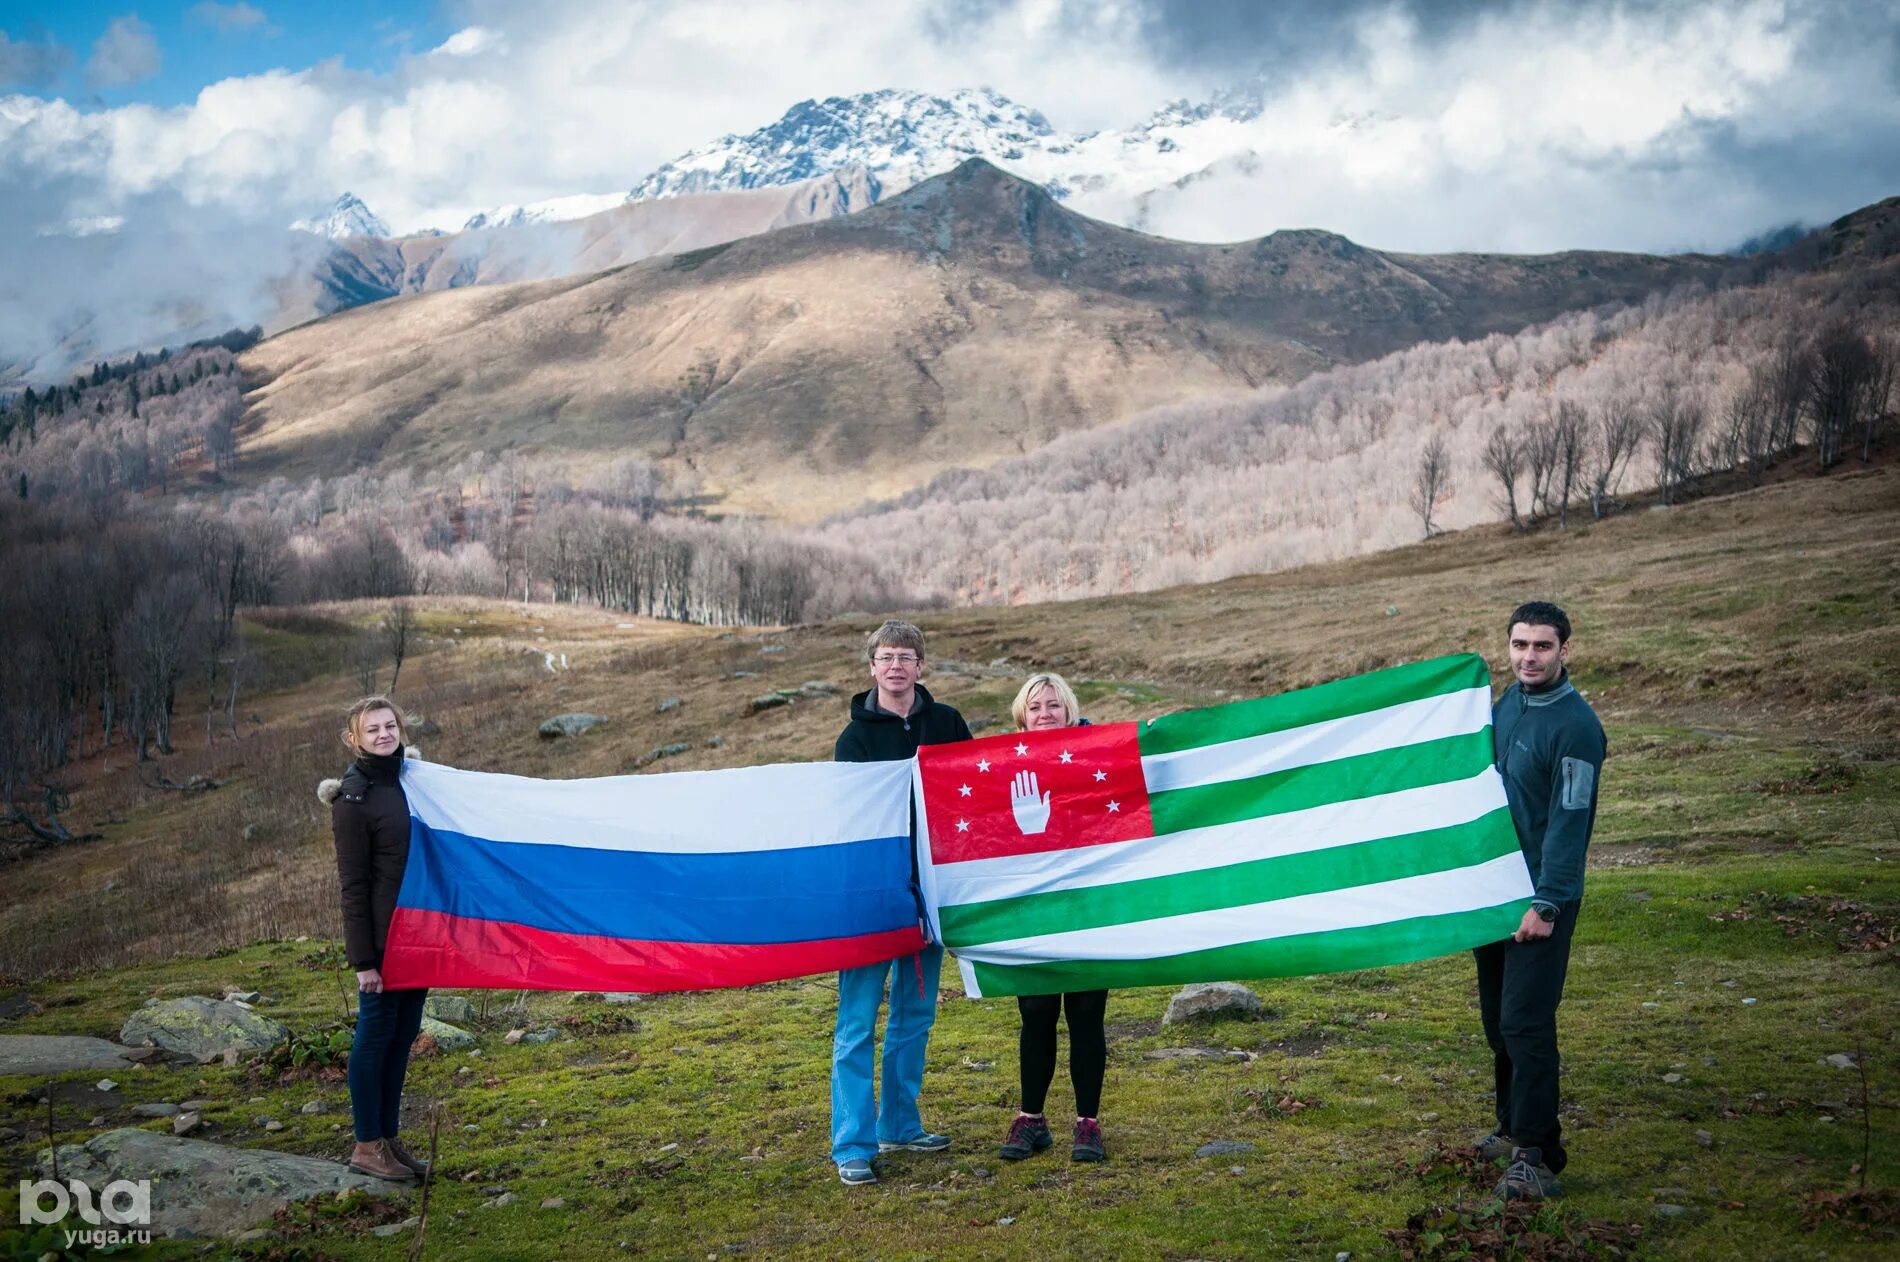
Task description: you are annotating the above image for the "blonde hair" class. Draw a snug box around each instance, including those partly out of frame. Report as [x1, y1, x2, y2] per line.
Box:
[1011, 673, 1080, 731]
[340, 695, 408, 754]
[864, 619, 927, 662]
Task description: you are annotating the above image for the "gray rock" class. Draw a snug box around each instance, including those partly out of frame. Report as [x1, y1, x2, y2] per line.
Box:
[1662, 1073, 1684, 1084]
[132, 1103, 181, 1118]
[759, 644, 787, 655]
[539, 714, 609, 739]
[705, 735, 725, 748]
[1142, 1047, 1226, 1061]
[521, 1029, 560, 1045]
[1826, 1052, 1858, 1070]
[97, 1078, 119, 1092]
[799, 680, 838, 695]
[1195, 1140, 1257, 1158]
[485, 1191, 518, 1208]
[417, 1017, 476, 1052]
[422, 995, 476, 1025]
[602, 993, 645, 1005]
[656, 698, 683, 714]
[540, 1197, 566, 1209]
[633, 742, 692, 769]
[1163, 982, 1264, 1025]
[300, 1100, 329, 1116]
[1694, 1129, 1713, 1148]
[1655, 1204, 1690, 1220]
[749, 693, 792, 713]
[119, 997, 290, 1061]
[0, 1034, 141, 1075]
[222, 990, 261, 1005]
[41, 1128, 406, 1238]
[172, 1112, 202, 1135]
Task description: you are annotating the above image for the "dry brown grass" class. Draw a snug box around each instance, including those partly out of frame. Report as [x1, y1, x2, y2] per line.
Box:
[2, 466, 1894, 978]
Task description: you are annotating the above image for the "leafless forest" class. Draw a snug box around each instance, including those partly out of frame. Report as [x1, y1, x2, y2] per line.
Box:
[817, 267, 1897, 603]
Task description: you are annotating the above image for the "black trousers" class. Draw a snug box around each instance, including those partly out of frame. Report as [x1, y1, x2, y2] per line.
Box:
[1473, 901, 1580, 1173]
[1018, 989, 1108, 1118]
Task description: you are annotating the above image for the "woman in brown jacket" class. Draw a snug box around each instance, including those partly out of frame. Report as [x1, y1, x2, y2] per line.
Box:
[322, 695, 429, 1183]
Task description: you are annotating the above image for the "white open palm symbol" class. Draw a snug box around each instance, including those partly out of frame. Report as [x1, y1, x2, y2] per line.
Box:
[1011, 769, 1052, 835]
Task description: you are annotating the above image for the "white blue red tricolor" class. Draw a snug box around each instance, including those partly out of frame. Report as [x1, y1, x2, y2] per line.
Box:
[377, 759, 926, 992]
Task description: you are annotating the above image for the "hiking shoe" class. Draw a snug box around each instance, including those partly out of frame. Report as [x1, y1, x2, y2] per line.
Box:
[1474, 1130, 1517, 1163]
[998, 1113, 1054, 1160]
[347, 1139, 418, 1183]
[878, 1131, 951, 1153]
[1072, 1117, 1106, 1163]
[837, 1159, 877, 1186]
[387, 1137, 432, 1182]
[1495, 1147, 1562, 1201]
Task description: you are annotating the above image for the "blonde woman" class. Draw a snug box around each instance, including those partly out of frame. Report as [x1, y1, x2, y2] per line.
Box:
[318, 695, 429, 1184]
[998, 671, 1109, 1163]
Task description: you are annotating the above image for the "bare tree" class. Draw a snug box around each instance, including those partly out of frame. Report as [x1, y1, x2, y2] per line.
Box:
[1550, 402, 1586, 528]
[1804, 318, 1888, 470]
[1650, 389, 1706, 506]
[381, 601, 417, 693]
[1409, 434, 1453, 539]
[1586, 404, 1642, 519]
[1481, 425, 1526, 531]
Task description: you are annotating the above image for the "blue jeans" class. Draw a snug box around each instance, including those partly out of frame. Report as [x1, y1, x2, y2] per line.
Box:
[349, 986, 428, 1143]
[830, 943, 942, 1164]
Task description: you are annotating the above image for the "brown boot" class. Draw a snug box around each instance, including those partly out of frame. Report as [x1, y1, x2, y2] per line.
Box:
[387, 1137, 432, 1182]
[348, 1139, 418, 1183]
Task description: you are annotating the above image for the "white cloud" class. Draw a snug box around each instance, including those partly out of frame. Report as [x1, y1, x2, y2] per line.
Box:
[433, 27, 503, 58]
[85, 13, 161, 89]
[0, 0, 1892, 371]
[0, 31, 72, 90]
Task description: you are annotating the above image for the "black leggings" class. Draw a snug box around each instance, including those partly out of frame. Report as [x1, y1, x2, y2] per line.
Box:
[1017, 989, 1108, 1118]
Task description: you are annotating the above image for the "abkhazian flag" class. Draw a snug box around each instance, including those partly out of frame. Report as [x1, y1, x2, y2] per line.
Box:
[915, 654, 1532, 998]
[379, 760, 925, 992]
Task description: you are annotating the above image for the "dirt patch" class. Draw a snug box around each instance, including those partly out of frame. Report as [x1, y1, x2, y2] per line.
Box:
[1756, 894, 1899, 957]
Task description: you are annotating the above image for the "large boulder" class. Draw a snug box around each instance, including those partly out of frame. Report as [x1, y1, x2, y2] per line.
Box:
[120, 998, 290, 1062]
[0, 1035, 141, 1076]
[1162, 982, 1264, 1025]
[416, 1017, 475, 1052]
[40, 1128, 405, 1238]
[539, 714, 609, 739]
[422, 995, 475, 1025]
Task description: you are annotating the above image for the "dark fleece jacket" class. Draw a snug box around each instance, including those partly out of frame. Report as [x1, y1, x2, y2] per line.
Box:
[833, 683, 972, 763]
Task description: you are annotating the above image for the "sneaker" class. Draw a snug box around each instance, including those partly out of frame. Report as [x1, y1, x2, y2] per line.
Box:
[837, 1159, 877, 1186]
[877, 1132, 951, 1153]
[1071, 1117, 1105, 1163]
[1474, 1129, 1517, 1163]
[998, 1113, 1054, 1161]
[1495, 1147, 1562, 1201]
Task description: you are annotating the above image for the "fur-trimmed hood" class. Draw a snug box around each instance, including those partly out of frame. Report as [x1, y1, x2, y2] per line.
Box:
[317, 746, 421, 805]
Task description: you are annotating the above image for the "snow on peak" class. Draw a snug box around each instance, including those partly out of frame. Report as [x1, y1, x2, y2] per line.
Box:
[628, 87, 1061, 202]
[292, 193, 391, 240]
[462, 191, 630, 232]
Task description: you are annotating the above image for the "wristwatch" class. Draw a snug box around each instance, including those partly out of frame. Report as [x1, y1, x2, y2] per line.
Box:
[1532, 902, 1559, 923]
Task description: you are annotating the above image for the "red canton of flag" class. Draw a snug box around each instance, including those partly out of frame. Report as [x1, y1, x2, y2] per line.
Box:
[917, 722, 1153, 865]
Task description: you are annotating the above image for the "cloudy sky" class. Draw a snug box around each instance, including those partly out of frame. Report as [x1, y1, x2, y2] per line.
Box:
[3, 0, 1896, 247]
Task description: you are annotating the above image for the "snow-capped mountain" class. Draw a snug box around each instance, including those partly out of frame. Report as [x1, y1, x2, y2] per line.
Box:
[621, 86, 1274, 228]
[291, 192, 391, 240]
[462, 191, 630, 232]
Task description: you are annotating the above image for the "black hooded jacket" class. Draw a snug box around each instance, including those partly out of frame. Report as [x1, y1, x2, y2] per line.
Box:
[330, 748, 411, 971]
[833, 683, 972, 763]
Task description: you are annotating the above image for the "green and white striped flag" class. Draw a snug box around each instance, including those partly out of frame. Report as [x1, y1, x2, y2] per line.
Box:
[914, 653, 1531, 998]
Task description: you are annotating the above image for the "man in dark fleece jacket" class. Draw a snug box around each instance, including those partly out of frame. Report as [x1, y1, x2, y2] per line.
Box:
[1476, 600, 1607, 1203]
[829, 619, 972, 1186]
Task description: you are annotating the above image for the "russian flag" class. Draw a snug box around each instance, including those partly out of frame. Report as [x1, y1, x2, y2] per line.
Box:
[378, 759, 926, 993]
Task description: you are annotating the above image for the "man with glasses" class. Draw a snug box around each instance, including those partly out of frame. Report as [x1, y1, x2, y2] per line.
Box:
[830, 619, 972, 1185]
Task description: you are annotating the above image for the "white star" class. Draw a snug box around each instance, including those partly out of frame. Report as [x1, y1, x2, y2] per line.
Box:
[1093, 770, 1108, 782]
[976, 758, 991, 773]
[1059, 750, 1073, 764]
[1014, 742, 1029, 756]
[1106, 800, 1121, 813]
[958, 784, 972, 797]
[956, 819, 970, 832]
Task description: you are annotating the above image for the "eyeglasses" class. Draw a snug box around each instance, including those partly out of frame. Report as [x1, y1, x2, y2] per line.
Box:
[871, 653, 920, 667]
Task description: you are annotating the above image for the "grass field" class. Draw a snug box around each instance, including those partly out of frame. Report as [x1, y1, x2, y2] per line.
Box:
[2, 465, 1897, 1258]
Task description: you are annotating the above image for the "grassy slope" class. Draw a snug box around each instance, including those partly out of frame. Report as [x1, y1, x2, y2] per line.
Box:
[2, 466, 1897, 1259]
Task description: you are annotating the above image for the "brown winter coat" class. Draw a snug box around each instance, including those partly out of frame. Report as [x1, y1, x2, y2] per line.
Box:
[319, 747, 415, 971]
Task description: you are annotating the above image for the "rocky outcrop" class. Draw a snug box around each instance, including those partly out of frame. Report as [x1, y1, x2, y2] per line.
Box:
[120, 998, 290, 1062]
[40, 1129, 406, 1238]
[0, 1035, 141, 1076]
[539, 714, 609, 739]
